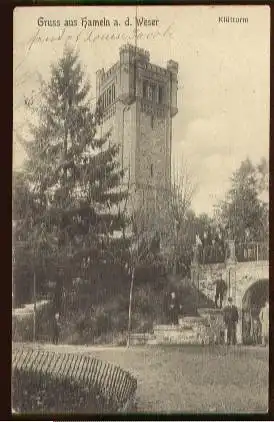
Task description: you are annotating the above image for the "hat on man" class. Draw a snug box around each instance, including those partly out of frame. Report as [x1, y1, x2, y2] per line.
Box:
[228, 297, 233, 303]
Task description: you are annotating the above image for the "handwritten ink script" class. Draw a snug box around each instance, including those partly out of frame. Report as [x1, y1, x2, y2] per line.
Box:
[25, 16, 174, 53]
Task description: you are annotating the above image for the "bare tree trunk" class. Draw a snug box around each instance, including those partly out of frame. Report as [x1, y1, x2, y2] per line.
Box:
[33, 270, 36, 343]
[127, 267, 135, 348]
[173, 260, 177, 275]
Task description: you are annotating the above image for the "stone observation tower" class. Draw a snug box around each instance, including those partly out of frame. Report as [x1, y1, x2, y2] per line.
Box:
[96, 44, 179, 214]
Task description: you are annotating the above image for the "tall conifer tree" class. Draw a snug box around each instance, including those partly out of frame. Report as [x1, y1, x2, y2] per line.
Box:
[20, 47, 127, 303]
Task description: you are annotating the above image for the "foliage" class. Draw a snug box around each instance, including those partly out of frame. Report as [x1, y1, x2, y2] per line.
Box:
[121, 191, 166, 345]
[13, 172, 35, 225]
[12, 301, 54, 342]
[12, 368, 101, 413]
[12, 348, 137, 414]
[214, 157, 269, 243]
[156, 157, 197, 276]
[13, 46, 127, 304]
[12, 172, 37, 305]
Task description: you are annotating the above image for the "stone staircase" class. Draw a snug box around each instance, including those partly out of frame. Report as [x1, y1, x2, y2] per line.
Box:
[130, 265, 229, 346]
[151, 317, 210, 345]
[130, 308, 225, 346]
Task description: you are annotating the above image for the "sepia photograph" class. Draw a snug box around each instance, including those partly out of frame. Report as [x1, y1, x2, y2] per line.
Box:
[12, 5, 269, 414]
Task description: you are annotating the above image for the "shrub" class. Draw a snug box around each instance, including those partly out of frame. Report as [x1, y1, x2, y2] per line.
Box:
[12, 368, 101, 413]
[12, 302, 54, 343]
[12, 349, 137, 413]
[12, 271, 204, 345]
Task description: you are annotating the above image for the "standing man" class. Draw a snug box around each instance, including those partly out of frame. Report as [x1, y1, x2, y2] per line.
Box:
[52, 312, 61, 345]
[259, 301, 269, 346]
[243, 310, 252, 344]
[252, 317, 260, 345]
[168, 291, 179, 325]
[223, 297, 239, 346]
[213, 273, 227, 309]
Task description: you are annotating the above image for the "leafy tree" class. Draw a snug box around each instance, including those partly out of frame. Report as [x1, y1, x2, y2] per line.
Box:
[215, 157, 269, 243]
[123, 158, 197, 345]
[17, 47, 127, 308]
[160, 157, 197, 275]
[256, 157, 269, 196]
[12, 172, 37, 305]
[120, 191, 162, 346]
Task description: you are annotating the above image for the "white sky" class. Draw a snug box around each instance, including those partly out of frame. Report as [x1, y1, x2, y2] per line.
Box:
[13, 5, 270, 215]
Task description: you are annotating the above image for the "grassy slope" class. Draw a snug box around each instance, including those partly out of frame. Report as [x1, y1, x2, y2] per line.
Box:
[28, 343, 269, 413]
[90, 345, 269, 413]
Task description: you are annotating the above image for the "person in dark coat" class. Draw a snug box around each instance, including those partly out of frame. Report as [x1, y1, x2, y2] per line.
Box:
[252, 317, 261, 345]
[52, 312, 61, 345]
[165, 291, 179, 325]
[223, 297, 239, 345]
[213, 274, 227, 309]
[243, 310, 252, 344]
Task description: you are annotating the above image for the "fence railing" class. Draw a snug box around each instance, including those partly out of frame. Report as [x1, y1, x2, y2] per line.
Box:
[197, 241, 269, 265]
[12, 344, 137, 414]
[235, 242, 269, 263]
[200, 244, 227, 265]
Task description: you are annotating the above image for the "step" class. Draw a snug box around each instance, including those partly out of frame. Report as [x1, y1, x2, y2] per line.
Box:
[130, 333, 156, 345]
[131, 309, 226, 346]
[153, 323, 210, 345]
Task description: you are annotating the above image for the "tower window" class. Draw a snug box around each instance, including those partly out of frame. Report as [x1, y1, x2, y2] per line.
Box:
[108, 88, 111, 107]
[143, 81, 157, 102]
[112, 84, 116, 102]
[102, 92, 105, 109]
[147, 85, 153, 101]
[158, 86, 164, 104]
[99, 94, 103, 110]
[151, 84, 157, 102]
[155, 86, 159, 104]
[150, 164, 154, 178]
[143, 80, 148, 99]
[102, 85, 116, 110]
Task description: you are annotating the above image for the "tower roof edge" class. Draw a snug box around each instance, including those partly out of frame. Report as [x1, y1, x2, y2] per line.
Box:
[167, 60, 179, 74]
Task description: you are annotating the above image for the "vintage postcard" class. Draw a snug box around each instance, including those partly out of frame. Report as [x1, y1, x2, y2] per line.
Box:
[12, 5, 269, 414]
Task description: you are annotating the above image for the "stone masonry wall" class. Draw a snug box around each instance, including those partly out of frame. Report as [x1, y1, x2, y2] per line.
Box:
[193, 260, 269, 343]
[197, 263, 226, 304]
[195, 260, 268, 308]
[233, 261, 269, 307]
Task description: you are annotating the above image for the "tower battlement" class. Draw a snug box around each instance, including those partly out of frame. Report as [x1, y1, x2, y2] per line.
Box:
[167, 60, 179, 75]
[119, 44, 150, 62]
[96, 63, 119, 85]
